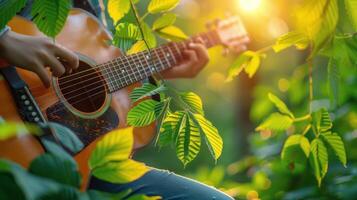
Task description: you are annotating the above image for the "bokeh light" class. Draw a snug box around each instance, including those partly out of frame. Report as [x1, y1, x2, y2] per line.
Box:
[239, 0, 262, 12]
[278, 78, 290, 92]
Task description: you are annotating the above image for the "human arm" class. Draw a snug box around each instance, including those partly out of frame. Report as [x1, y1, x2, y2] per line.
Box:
[0, 30, 79, 87]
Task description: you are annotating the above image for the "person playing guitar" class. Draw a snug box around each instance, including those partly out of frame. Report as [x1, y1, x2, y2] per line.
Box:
[0, 0, 249, 199]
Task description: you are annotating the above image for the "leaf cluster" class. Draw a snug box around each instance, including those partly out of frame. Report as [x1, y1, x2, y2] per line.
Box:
[0, 122, 159, 200]
[127, 83, 223, 166]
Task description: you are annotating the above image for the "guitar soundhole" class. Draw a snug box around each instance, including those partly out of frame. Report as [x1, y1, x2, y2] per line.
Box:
[57, 61, 107, 113]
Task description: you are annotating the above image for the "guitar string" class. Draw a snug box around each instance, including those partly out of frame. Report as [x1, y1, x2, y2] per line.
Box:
[55, 32, 215, 91]
[46, 33, 213, 93]
[56, 31, 216, 83]
[46, 49, 178, 114]
[57, 48, 178, 99]
[52, 43, 184, 96]
[33, 44, 183, 104]
[45, 35, 217, 114]
[42, 34, 216, 112]
[54, 41, 190, 90]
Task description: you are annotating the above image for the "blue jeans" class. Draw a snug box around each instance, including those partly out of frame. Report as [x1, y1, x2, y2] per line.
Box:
[88, 168, 233, 200]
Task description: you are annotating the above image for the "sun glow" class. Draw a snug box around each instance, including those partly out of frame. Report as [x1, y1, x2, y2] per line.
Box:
[239, 0, 262, 12]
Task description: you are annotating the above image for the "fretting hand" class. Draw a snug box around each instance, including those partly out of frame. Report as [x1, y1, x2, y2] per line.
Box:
[161, 35, 249, 79]
[0, 31, 79, 88]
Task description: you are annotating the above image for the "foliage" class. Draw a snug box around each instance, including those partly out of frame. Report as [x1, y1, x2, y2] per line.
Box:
[127, 84, 223, 166]
[225, 0, 354, 187]
[89, 127, 149, 184]
[0, 0, 27, 30]
[0, 122, 158, 200]
[31, 0, 71, 38]
[107, 0, 223, 166]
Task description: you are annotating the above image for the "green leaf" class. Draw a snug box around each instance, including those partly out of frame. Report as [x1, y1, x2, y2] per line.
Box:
[193, 114, 223, 161]
[244, 54, 261, 78]
[153, 13, 176, 30]
[159, 111, 185, 147]
[127, 99, 164, 127]
[0, 123, 41, 141]
[29, 154, 81, 188]
[281, 135, 310, 172]
[157, 25, 187, 41]
[41, 140, 75, 166]
[31, 0, 71, 38]
[0, 0, 27, 29]
[89, 127, 149, 184]
[309, 138, 328, 186]
[256, 113, 293, 132]
[272, 31, 310, 53]
[92, 159, 148, 184]
[312, 108, 332, 133]
[226, 51, 263, 81]
[39, 186, 80, 200]
[130, 83, 166, 103]
[0, 159, 62, 200]
[345, 0, 357, 31]
[89, 127, 133, 170]
[44, 122, 84, 154]
[127, 40, 147, 54]
[321, 132, 347, 167]
[226, 52, 252, 82]
[0, 173, 25, 200]
[127, 194, 162, 200]
[141, 22, 157, 48]
[180, 92, 204, 115]
[296, 0, 338, 55]
[107, 0, 131, 23]
[148, 0, 180, 14]
[87, 189, 161, 200]
[268, 93, 295, 118]
[175, 113, 201, 166]
[282, 135, 311, 158]
[327, 58, 340, 108]
[113, 22, 142, 52]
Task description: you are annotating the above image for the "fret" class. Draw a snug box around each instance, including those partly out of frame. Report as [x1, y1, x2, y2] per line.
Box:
[172, 42, 183, 60]
[103, 63, 114, 92]
[128, 55, 139, 83]
[119, 59, 128, 88]
[165, 45, 177, 64]
[113, 59, 125, 89]
[144, 52, 157, 75]
[110, 61, 119, 90]
[120, 57, 130, 87]
[159, 46, 174, 68]
[124, 56, 135, 85]
[152, 48, 164, 72]
[113, 59, 122, 90]
[137, 52, 149, 79]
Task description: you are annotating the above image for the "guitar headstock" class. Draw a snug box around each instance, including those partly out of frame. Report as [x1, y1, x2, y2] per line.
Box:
[210, 16, 250, 54]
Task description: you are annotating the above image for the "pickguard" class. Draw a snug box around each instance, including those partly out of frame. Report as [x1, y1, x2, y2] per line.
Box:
[46, 101, 119, 147]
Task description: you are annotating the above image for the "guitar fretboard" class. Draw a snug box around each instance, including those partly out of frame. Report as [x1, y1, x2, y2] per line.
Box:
[97, 30, 221, 93]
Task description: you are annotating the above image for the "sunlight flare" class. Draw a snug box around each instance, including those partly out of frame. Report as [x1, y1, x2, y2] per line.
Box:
[239, 0, 262, 12]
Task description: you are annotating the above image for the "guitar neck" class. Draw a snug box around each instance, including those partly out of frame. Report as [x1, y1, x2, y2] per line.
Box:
[98, 30, 221, 93]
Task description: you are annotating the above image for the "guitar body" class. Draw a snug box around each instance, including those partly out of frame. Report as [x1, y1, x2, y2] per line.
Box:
[0, 9, 156, 188]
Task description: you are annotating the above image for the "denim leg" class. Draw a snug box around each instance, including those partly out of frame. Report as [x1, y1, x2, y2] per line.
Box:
[88, 168, 233, 200]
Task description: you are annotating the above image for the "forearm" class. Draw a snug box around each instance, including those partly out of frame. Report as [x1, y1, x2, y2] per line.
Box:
[0, 26, 11, 68]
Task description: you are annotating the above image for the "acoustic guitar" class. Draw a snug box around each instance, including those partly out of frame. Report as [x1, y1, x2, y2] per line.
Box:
[0, 8, 247, 188]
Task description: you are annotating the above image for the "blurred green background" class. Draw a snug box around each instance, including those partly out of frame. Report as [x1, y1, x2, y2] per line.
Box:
[133, 0, 357, 199]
